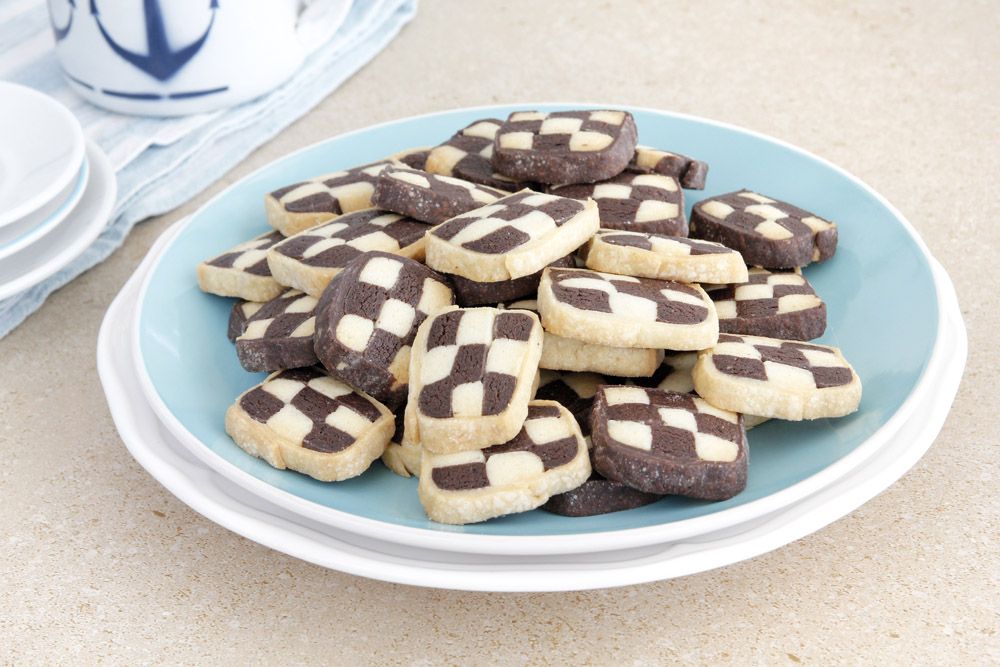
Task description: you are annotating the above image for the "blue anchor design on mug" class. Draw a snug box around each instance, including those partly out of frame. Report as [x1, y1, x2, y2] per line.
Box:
[48, 0, 347, 116]
[91, 0, 219, 83]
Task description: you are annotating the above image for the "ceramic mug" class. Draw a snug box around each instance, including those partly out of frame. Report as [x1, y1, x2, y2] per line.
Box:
[46, 0, 350, 116]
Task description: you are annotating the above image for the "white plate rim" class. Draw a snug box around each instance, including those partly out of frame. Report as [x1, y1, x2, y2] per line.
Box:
[0, 82, 86, 228]
[98, 229, 967, 590]
[0, 156, 90, 260]
[0, 140, 116, 301]
[130, 103, 955, 556]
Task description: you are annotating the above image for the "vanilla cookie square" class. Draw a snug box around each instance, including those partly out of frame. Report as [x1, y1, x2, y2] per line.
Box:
[425, 190, 599, 282]
[225, 367, 394, 482]
[406, 306, 543, 453]
[418, 401, 590, 524]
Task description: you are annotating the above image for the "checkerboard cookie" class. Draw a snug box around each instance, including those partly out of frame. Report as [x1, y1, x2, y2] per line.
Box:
[448, 254, 573, 307]
[425, 190, 598, 282]
[590, 386, 748, 499]
[707, 267, 826, 340]
[228, 299, 263, 342]
[692, 333, 861, 420]
[425, 118, 533, 191]
[605, 352, 771, 429]
[492, 110, 639, 184]
[549, 172, 686, 236]
[266, 210, 428, 297]
[407, 306, 543, 453]
[313, 251, 454, 410]
[265, 160, 395, 236]
[534, 369, 604, 434]
[235, 289, 318, 372]
[505, 298, 664, 377]
[690, 190, 838, 268]
[542, 472, 663, 517]
[225, 367, 394, 482]
[582, 229, 749, 284]
[388, 146, 431, 171]
[381, 411, 422, 478]
[609, 351, 700, 394]
[627, 146, 709, 190]
[197, 230, 286, 302]
[418, 401, 590, 524]
[372, 165, 506, 224]
[537, 267, 719, 350]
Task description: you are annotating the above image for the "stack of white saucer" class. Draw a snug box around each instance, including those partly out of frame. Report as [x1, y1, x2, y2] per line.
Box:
[0, 82, 116, 300]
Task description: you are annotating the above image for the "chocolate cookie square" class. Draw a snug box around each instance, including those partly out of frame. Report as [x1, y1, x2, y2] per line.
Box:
[265, 160, 395, 236]
[582, 229, 749, 284]
[372, 165, 506, 224]
[542, 473, 663, 517]
[418, 401, 590, 524]
[690, 190, 838, 268]
[314, 251, 454, 410]
[225, 367, 394, 482]
[590, 386, 748, 500]
[692, 333, 862, 420]
[197, 230, 286, 302]
[425, 118, 532, 191]
[550, 172, 687, 236]
[492, 110, 639, 185]
[235, 288, 319, 372]
[627, 146, 709, 190]
[706, 267, 826, 341]
[406, 306, 543, 453]
[266, 210, 428, 297]
[537, 267, 719, 350]
[425, 190, 598, 282]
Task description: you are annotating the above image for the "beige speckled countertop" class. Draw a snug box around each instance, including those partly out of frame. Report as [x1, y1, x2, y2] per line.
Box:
[2, 1, 997, 664]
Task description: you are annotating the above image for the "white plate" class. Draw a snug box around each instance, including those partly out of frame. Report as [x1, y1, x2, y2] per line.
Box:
[0, 82, 85, 228]
[0, 140, 115, 300]
[97, 222, 967, 591]
[0, 156, 89, 261]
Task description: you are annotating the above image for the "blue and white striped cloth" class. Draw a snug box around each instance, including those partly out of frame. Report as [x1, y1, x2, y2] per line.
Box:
[0, 0, 417, 338]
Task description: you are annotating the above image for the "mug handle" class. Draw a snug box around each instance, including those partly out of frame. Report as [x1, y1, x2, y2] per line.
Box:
[295, 0, 354, 54]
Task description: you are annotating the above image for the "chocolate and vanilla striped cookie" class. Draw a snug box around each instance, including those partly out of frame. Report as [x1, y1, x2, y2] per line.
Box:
[267, 210, 428, 297]
[197, 230, 286, 302]
[692, 333, 861, 420]
[418, 401, 590, 524]
[405, 306, 543, 454]
[225, 367, 394, 482]
[492, 110, 638, 185]
[582, 229, 748, 284]
[372, 165, 507, 224]
[590, 386, 748, 500]
[537, 267, 719, 350]
[314, 251, 454, 410]
[690, 190, 837, 268]
[425, 190, 598, 283]
[265, 160, 395, 236]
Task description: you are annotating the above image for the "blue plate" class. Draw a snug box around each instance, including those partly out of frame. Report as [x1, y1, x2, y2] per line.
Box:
[136, 104, 938, 545]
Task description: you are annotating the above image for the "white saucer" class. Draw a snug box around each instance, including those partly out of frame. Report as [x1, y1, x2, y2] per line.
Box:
[0, 156, 89, 261]
[0, 82, 86, 228]
[97, 222, 967, 591]
[0, 140, 115, 300]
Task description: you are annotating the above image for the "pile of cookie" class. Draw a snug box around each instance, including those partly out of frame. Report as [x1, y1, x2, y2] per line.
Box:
[197, 109, 862, 525]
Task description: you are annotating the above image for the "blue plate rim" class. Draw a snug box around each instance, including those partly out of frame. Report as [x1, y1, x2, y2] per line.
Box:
[131, 102, 944, 556]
